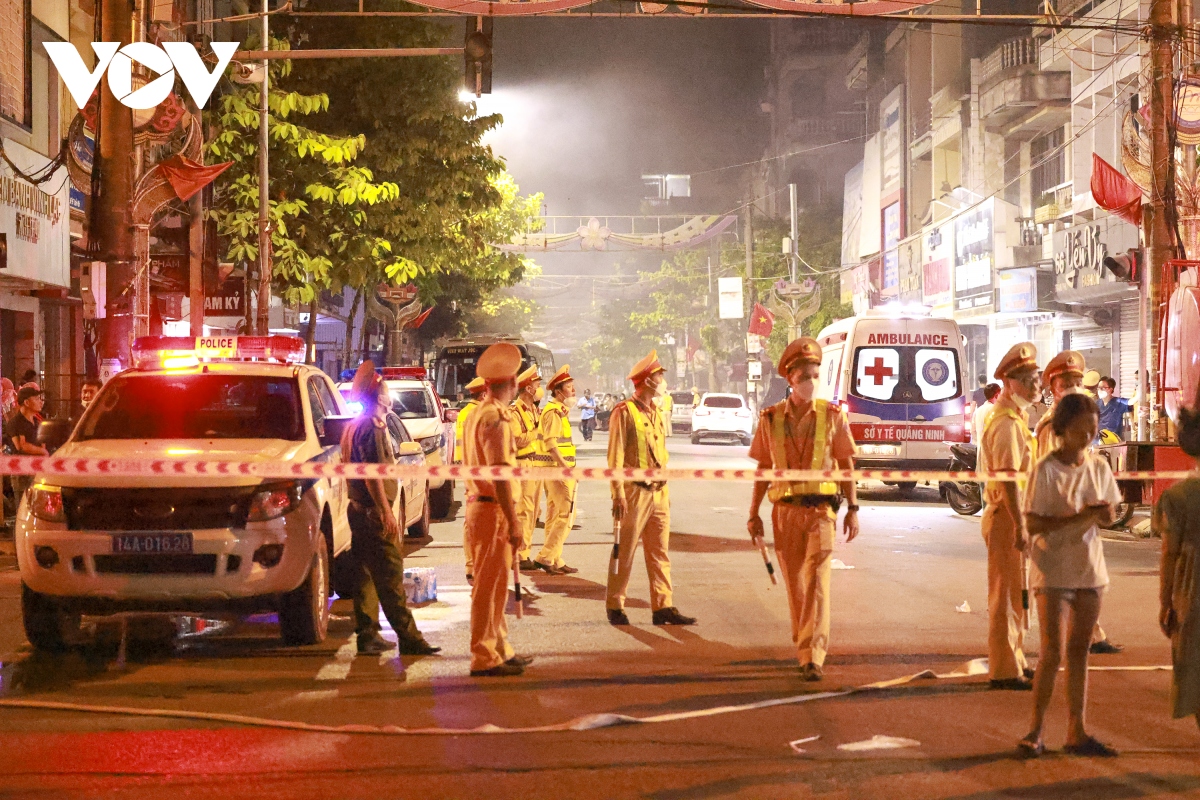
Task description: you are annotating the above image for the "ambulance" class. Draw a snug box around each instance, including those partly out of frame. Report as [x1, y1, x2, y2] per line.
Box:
[814, 308, 967, 489]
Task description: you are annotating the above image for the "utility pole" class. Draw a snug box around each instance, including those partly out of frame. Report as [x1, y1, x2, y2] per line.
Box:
[788, 182, 799, 284]
[744, 198, 754, 304]
[256, 0, 272, 336]
[96, 0, 135, 373]
[1142, 0, 1177, 440]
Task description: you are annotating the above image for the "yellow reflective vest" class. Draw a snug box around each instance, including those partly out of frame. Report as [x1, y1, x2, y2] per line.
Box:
[540, 399, 576, 466]
[763, 399, 839, 502]
[453, 399, 479, 463]
[512, 398, 542, 460]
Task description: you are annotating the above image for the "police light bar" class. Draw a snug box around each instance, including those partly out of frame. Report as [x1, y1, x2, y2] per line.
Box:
[381, 366, 427, 380]
[132, 335, 307, 368]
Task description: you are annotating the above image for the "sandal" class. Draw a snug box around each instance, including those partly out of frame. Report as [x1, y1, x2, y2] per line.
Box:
[1017, 737, 1044, 758]
[1063, 736, 1118, 757]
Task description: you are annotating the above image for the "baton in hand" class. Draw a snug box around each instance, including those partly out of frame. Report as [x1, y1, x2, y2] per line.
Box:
[512, 552, 524, 619]
[610, 514, 621, 576]
[752, 536, 778, 585]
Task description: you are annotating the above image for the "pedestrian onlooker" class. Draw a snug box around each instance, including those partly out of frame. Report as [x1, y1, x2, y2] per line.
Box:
[1018, 392, 1121, 757]
[1096, 376, 1133, 441]
[1, 378, 15, 422]
[577, 388, 597, 442]
[1157, 397, 1200, 732]
[5, 386, 49, 504]
[971, 383, 1001, 443]
[971, 375, 989, 407]
[19, 369, 37, 387]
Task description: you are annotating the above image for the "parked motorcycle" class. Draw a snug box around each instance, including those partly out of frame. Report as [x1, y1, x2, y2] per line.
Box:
[940, 442, 983, 516]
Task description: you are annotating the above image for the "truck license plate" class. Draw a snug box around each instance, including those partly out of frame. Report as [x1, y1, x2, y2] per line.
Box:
[111, 533, 193, 554]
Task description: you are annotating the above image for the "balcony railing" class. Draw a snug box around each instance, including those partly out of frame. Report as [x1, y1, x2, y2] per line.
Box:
[980, 37, 1041, 84]
[787, 116, 864, 141]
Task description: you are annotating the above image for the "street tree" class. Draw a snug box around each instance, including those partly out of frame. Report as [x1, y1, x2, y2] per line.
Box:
[205, 40, 408, 324]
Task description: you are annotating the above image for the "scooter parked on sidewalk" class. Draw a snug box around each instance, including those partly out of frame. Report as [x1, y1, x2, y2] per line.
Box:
[940, 442, 983, 516]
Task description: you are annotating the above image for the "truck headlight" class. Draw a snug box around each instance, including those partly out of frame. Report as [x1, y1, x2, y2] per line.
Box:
[416, 434, 443, 455]
[247, 482, 304, 522]
[29, 487, 66, 523]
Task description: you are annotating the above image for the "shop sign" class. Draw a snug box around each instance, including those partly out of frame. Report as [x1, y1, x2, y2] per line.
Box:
[881, 202, 901, 299]
[997, 267, 1038, 313]
[1052, 215, 1139, 303]
[0, 139, 69, 288]
[953, 201, 994, 315]
[718, 276, 744, 319]
[922, 224, 954, 308]
[897, 235, 922, 303]
[205, 276, 244, 316]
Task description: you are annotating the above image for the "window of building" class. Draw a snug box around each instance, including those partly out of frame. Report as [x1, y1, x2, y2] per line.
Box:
[1030, 127, 1065, 203]
[0, 0, 30, 126]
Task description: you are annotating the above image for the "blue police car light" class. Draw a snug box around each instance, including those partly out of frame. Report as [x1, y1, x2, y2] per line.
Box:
[346, 401, 364, 415]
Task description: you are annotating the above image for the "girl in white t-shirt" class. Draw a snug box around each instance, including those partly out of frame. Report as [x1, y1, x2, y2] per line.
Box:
[1018, 392, 1122, 758]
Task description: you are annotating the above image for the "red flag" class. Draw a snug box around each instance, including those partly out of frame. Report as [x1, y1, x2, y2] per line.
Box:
[158, 155, 233, 203]
[406, 306, 433, 329]
[1090, 154, 1142, 227]
[748, 302, 775, 337]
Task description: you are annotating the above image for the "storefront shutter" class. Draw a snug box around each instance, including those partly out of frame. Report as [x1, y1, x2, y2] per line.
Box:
[1117, 298, 1141, 396]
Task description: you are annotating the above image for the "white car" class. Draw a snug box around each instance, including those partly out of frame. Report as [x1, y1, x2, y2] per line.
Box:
[691, 393, 754, 446]
[338, 367, 454, 519]
[669, 391, 696, 434]
[15, 335, 427, 653]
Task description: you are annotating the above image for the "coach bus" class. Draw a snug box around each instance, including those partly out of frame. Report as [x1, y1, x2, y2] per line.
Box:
[814, 307, 967, 491]
[431, 337, 555, 406]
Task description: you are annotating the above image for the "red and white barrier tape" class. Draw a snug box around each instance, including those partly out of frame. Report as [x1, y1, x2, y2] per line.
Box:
[1, 456, 1197, 483]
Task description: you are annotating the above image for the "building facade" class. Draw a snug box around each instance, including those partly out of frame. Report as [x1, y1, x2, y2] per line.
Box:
[838, 0, 1148, 398]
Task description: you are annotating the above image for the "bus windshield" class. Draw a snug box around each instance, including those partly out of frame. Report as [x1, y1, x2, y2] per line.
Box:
[850, 346, 961, 404]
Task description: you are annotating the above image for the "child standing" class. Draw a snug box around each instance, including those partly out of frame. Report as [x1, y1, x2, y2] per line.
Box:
[1018, 392, 1122, 757]
[1158, 402, 1200, 731]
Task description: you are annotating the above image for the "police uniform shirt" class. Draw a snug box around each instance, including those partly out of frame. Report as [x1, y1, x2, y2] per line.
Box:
[345, 419, 398, 508]
[981, 393, 1033, 504]
[464, 400, 517, 497]
[607, 399, 667, 471]
[748, 399, 857, 472]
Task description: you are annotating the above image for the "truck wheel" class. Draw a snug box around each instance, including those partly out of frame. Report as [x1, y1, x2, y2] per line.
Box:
[407, 489, 431, 539]
[22, 582, 79, 653]
[279, 535, 330, 646]
[429, 482, 454, 520]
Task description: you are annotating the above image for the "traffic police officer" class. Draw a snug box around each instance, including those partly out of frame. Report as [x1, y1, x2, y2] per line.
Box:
[606, 350, 696, 626]
[535, 365, 580, 574]
[747, 337, 859, 682]
[980, 342, 1041, 690]
[343, 361, 441, 657]
[462, 343, 534, 677]
[512, 366, 544, 572]
[454, 376, 487, 583]
[1034, 350, 1122, 656]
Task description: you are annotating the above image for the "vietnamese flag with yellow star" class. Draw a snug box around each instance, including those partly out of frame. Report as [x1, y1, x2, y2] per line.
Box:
[748, 302, 774, 337]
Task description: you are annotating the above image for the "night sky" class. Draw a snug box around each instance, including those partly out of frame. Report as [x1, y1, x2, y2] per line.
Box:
[474, 17, 771, 357]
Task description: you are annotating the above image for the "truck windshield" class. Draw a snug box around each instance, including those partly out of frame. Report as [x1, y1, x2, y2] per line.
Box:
[77, 374, 304, 441]
[851, 346, 961, 403]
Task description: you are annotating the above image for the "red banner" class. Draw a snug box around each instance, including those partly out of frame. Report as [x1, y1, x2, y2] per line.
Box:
[1089, 154, 1142, 227]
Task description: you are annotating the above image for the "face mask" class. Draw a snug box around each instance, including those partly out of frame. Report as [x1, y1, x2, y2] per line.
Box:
[1098, 390, 1111, 401]
[793, 379, 816, 401]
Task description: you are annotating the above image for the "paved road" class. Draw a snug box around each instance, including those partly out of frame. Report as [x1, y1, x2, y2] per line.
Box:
[0, 432, 1195, 799]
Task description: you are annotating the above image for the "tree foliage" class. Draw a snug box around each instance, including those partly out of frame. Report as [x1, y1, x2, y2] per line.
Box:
[578, 202, 851, 388]
[281, 8, 541, 339]
[205, 40, 408, 306]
